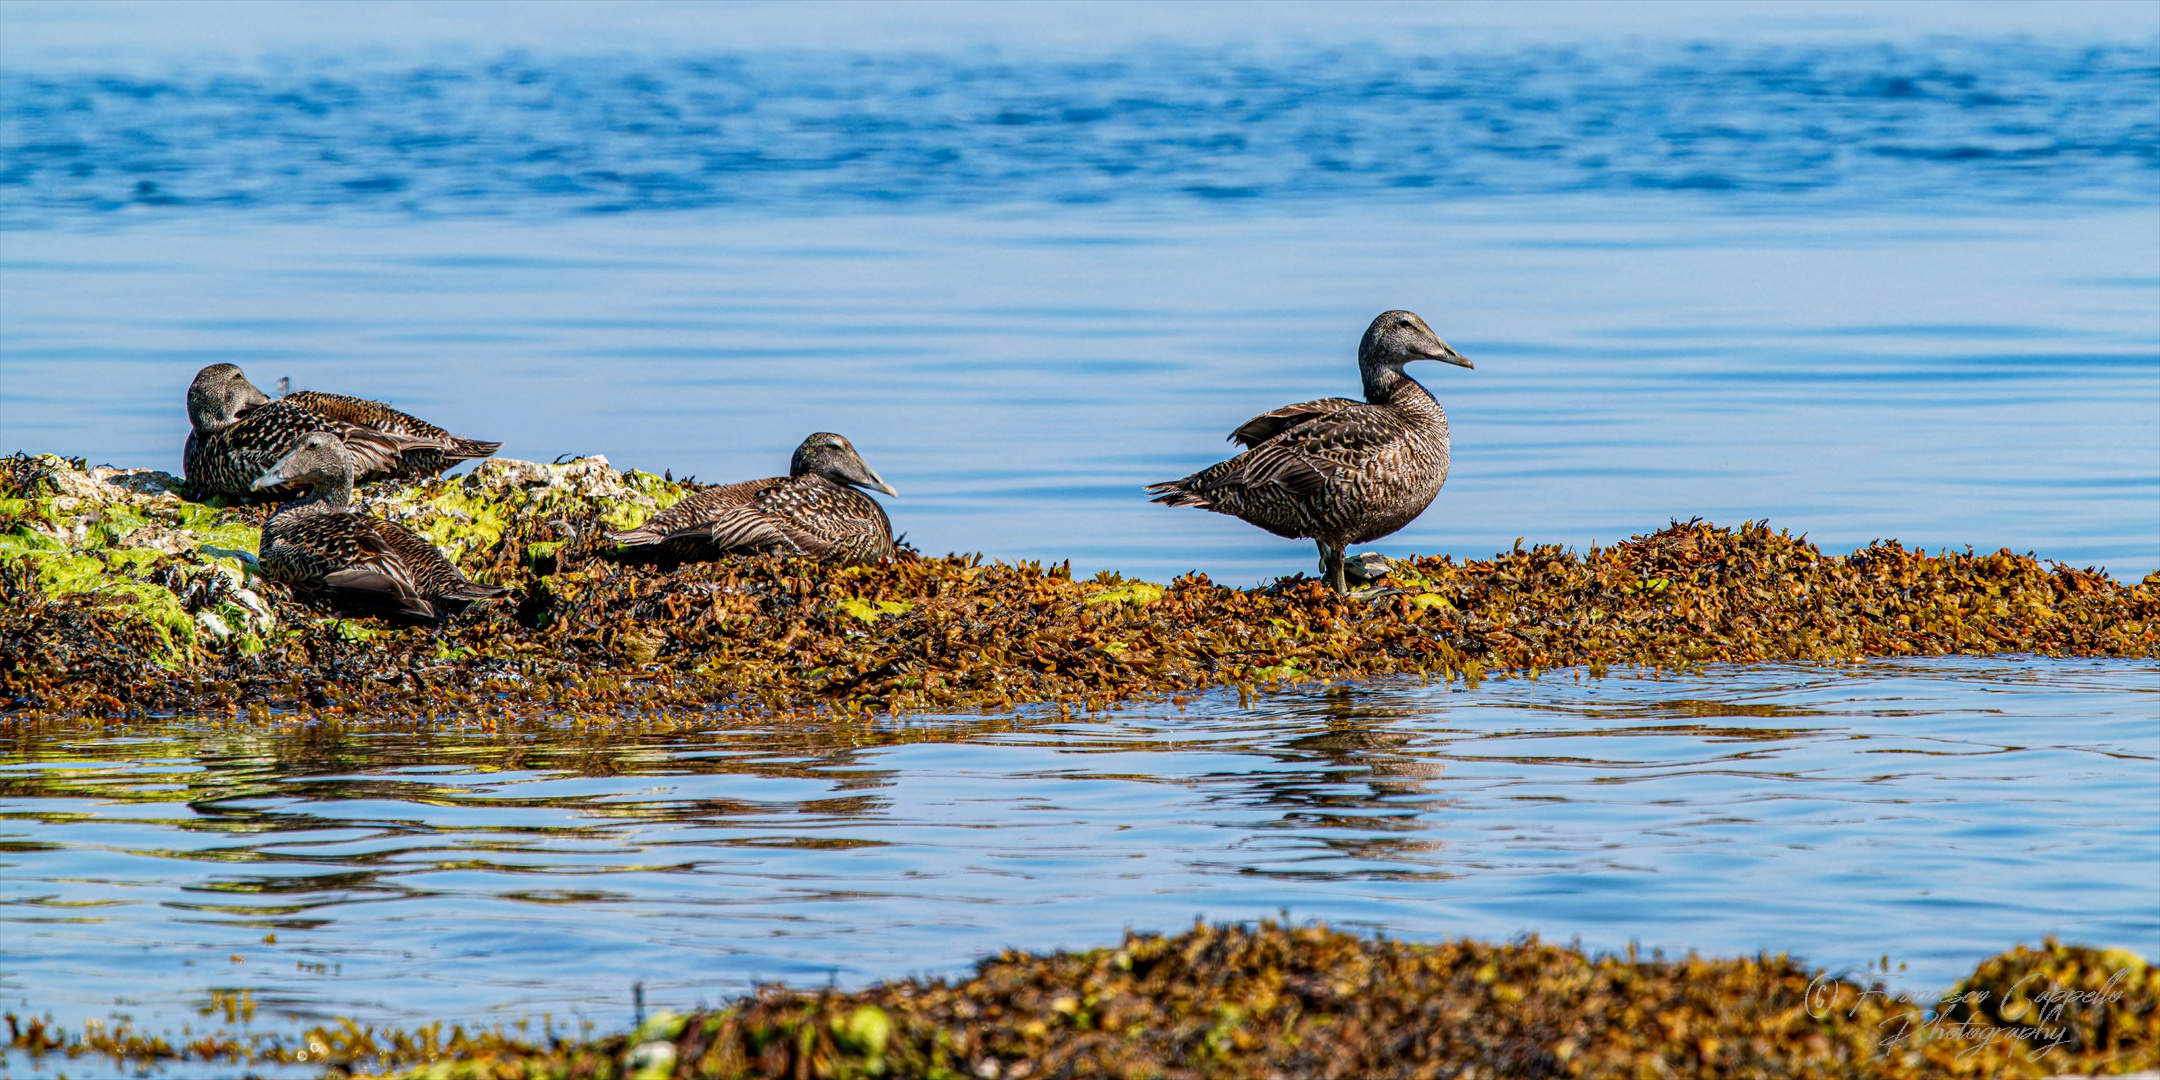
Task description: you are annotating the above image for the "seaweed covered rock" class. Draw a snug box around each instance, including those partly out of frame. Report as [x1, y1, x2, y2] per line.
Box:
[0, 454, 276, 697]
[369, 453, 694, 578]
[2, 453, 2154, 720]
[1937, 938, 2159, 1061]
[602, 926, 2159, 1080]
[10, 925, 2153, 1078]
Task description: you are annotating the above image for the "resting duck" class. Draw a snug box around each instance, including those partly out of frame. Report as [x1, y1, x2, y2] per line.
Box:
[1146, 310, 1473, 592]
[609, 433, 899, 565]
[254, 431, 506, 622]
[183, 364, 500, 498]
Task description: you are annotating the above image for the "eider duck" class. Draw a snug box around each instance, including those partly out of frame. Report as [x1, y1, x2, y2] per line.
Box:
[609, 433, 899, 565]
[1146, 310, 1472, 593]
[254, 430, 507, 622]
[182, 364, 500, 498]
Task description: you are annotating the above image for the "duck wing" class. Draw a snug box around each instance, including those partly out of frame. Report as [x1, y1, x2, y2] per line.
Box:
[1149, 400, 1414, 509]
[746, 477, 894, 563]
[607, 478, 781, 546]
[371, 517, 507, 604]
[667, 504, 804, 555]
[1229, 397, 1366, 447]
[285, 390, 451, 440]
[264, 510, 438, 620]
[286, 390, 502, 471]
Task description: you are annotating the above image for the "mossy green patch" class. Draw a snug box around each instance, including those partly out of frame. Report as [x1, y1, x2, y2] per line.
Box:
[1086, 582, 1164, 607]
[403, 486, 513, 562]
[598, 501, 653, 531]
[103, 547, 166, 574]
[623, 469, 691, 510]
[836, 598, 913, 624]
[197, 522, 262, 553]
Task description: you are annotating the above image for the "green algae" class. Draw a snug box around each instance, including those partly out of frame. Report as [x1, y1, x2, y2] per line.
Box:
[0, 454, 278, 670]
[1084, 581, 1164, 607]
[371, 457, 693, 576]
[622, 468, 692, 512]
[837, 598, 914, 624]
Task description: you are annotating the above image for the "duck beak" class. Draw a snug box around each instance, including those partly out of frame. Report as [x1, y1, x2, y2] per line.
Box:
[844, 456, 899, 498]
[1424, 341, 1473, 369]
[253, 444, 315, 490]
[251, 447, 302, 490]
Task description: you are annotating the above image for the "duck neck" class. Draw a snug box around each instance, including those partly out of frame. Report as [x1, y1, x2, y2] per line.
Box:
[189, 402, 237, 434]
[287, 471, 354, 515]
[1362, 363, 1442, 420]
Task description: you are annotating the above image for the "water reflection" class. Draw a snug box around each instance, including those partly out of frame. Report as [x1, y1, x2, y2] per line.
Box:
[4, 657, 2154, 1040]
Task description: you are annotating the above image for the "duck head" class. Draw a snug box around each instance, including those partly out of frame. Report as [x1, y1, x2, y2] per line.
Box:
[186, 364, 274, 432]
[791, 432, 899, 498]
[254, 430, 354, 492]
[1359, 310, 1472, 372]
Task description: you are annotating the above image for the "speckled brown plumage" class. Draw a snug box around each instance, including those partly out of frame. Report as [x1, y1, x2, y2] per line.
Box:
[283, 389, 501, 476]
[182, 365, 501, 499]
[186, 400, 420, 500]
[255, 432, 507, 621]
[616, 478, 784, 540]
[1147, 310, 1473, 592]
[610, 433, 898, 565]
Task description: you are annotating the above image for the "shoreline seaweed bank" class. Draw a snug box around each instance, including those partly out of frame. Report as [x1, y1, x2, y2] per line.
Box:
[8, 925, 2155, 1078]
[2, 452, 2154, 720]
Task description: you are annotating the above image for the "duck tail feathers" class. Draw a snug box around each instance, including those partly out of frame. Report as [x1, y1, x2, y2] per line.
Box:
[607, 527, 665, 547]
[323, 567, 441, 622]
[444, 580, 509, 601]
[1145, 479, 1213, 510]
[445, 437, 502, 463]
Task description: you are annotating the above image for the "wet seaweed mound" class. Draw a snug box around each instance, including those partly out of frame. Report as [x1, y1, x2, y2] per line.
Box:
[473, 927, 2160, 1080]
[8, 924, 2154, 1078]
[2, 452, 2153, 719]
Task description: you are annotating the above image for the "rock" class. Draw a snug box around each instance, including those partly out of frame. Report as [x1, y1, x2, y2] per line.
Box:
[1344, 552, 1394, 584]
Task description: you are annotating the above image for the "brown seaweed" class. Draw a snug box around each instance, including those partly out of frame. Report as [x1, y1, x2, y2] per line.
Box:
[8, 925, 2153, 1078]
[1, 452, 2153, 722]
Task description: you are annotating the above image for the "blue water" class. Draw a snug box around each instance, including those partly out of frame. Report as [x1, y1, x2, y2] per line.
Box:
[3, 39, 2155, 221]
[1, 4, 2157, 1070]
[3, 660, 2156, 1058]
[2, 22, 2157, 583]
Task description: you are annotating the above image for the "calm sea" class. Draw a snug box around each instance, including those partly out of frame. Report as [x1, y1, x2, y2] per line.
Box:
[2, 3, 2156, 1067]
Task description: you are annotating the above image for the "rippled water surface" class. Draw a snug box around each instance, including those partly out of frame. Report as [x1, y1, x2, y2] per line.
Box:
[6, 202, 2157, 584]
[4, 659, 2156, 1040]
[3, 29, 2157, 582]
[6, 39, 2155, 218]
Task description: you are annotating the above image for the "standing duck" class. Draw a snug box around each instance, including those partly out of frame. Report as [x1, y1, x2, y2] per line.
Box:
[254, 430, 507, 622]
[183, 364, 501, 498]
[1146, 310, 1473, 592]
[609, 433, 899, 565]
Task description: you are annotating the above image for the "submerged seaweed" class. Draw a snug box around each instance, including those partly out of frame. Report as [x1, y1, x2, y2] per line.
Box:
[7, 925, 2154, 1078]
[1, 452, 2153, 720]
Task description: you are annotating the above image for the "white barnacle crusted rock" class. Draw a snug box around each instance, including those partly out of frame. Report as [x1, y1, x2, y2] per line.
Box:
[489, 454, 635, 495]
[361, 456, 691, 563]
